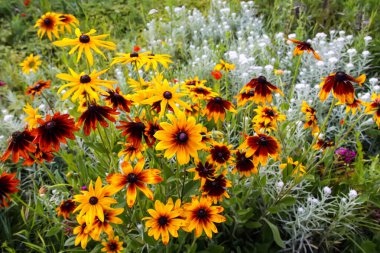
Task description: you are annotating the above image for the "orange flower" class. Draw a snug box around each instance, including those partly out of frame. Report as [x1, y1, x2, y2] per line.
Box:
[204, 96, 236, 123]
[241, 76, 283, 104]
[201, 171, 231, 203]
[319, 72, 366, 104]
[56, 199, 76, 219]
[288, 39, 321, 60]
[232, 151, 257, 176]
[364, 93, 380, 128]
[211, 70, 222, 80]
[25, 80, 51, 98]
[0, 172, 20, 207]
[106, 159, 163, 208]
[1, 129, 36, 163]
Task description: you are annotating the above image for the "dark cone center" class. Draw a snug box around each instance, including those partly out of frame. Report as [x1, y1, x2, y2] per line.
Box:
[130, 52, 139, 57]
[257, 76, 267, 83]
[196, 208, 208, 219]
[214, 97, 223, 103]
[158, 216, 168, 226]
[163, 91, 172, 99]
[259, 136, 268, 145]
[80, 75, 91, 83]
[127, 173, 138, 183]
[177, 132, 188, 143]
[43, 18, 52, 26]
[89, 196, 98, 205]
[79, 35, 90, 43]
[45, 121, 56, 129]
[108, 242, 118, 251]
[266, 110, 275, 117]
[335, 72, 347, 82]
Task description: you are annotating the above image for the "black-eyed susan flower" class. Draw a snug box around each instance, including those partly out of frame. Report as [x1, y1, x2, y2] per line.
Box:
[73, 177, 117, 225]
[58, 14, 79, 34]
[56, 199, 76, 219]
[236, 89, 255, 106]
[118, 142, 144, 161]
[1, 129, 36, 163]
[144, 118, 162, 147]
[364, 93, 380, 128]
[20, 54, 42, 74]
[202, 171, 231, 203]
[241, 76, 283, 104]
[56, 68, 117, 102]
[288, 39, 321, 60]
[92, 208, 124, 239]
[183, 76, 207, 86]
[188, 161, 216, 187]
[23, 104, 42, 129]
[319, 71, 366, 104]
[253, 106, 286, 127]
[183, 196, 226, 238]
[101, 235, 124, 253]
[32, 112, 79, 152]
[143, 53, 173, 71]
[336, 99, 363, 115]
[111, 51, 150, 69]
[214, 59, 235, 72]
[207, 142, 235, 169]
[143, 198, 185, 245]
[22, 144, 54, 166]
[239, 133, 281, 166]
[301, 101, 320, 134]
[232, 151, 257, 176]
[313, 138, 334, 151]
[103, 87, 133, 112]
[73, 215, 95, 249]
[279, 157, 306, 178]
[141, 79, 191, 119]
[187, 83, 216, 102]
[53, 28, 116, 66]
[106, 159, 163, 208]
[26, 80, 51, 98]
[0, 172, 20, 208]
[154, 112, 204, 165]
[204, 96, 236, 123]
[253, 120, 277, 133]
[34, 12, 63, 41]
[77, 104, 119, 136]
[117, 118, 146, 146]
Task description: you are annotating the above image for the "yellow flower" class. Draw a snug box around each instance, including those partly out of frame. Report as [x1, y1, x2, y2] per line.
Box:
[58, 14, 79, 34]
[92, 208, 124, 240]
[34, 12, 63, 41]
[53, 28, 116, 66]
[101, 235, 124, 253]
[252, 106, 286, 129]
[73, 215, 95, 249]
[336, 99, 363, 115]
[143, 198, 185, 245]
[141, 79, 191, 119]
[279, 157, 306, 177]
[23, 104, 42, 129]
[111, 51, 150, 69]
[183, 196, 226, 238]
[301, 101, 320, 134]
[56, 68, 117, 102]
[154, 112, 204, 165]
[143, 53, 173, 71]
[214, 59, 235, 72]
[73, 177, 117, 225]
[364, 93, 380, 128]
[20, 54, 42, 74]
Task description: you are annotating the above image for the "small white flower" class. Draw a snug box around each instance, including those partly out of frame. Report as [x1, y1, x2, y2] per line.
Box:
[341, 197, 347, 203]
[4, 115, 13, 122]
[228, 51, 238, 60]
[0, 135, 4, 140]
[264, 64, 273, 72]
[323, 186, 332, 196]
[316, 61, 325, 67]
[362, 51, 370, 57]
[337, 37, 345, 43]
[288, 33, 296, 39]
[38, 104, 45, 110]
[328, 57, 338, 64]
[346, 63, 354, 69]
[360, 92, 371, 101]
[339, 30, 346, 36]
[316, 32, 327, 39]
[148, 9, 158, 15]
[297, 207, 305, 214]
[311, 198, 320, 204]
[349, 189, 358, 199]
[364, 36, 372, 42]
[275, 32, 284, 39]
[347, 48, 357, 56]
[276, 181, 284, 189]
[373, 85, 380, 92]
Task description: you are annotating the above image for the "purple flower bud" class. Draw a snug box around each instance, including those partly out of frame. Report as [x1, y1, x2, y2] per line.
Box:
[0, 81, 6, 87]
[81, 185, 88, 191]
[335, 147, 356, 163]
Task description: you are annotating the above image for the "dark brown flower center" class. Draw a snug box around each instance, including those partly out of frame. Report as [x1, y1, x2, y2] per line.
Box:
[79, 35, 90, 43]
[127, 173, 138, 183]
[34, 83, 43, 90]
[196, 208, 208, 219]
[248, 90, 255, 96]
[163, 91, 172, 99]
[158, 216, 168, 226]
[11, 131, 23, 143]
[177, 131, 188, 143]
[257, 76, 267, 83]
[214, 97, 223, 103]
[63, 200, 74, 209]
[335, 71, 347, 82]
[43, 18, 52, 26]
[266, 110, 275, 117]
[80, 75, 91, 83]
[108, 242, 118, 251]
[130, 52, 139, 57]
[89, 197, 98, 205]
[187, 81, 196, 86]
[259, 136, 268, 145]
[45, 121, 56, 129]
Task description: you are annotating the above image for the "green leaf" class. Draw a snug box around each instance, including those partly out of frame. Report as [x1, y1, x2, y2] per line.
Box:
[198, 244, 224, 253]
[46, 225, 62, 237]
[262, 218, 285, 248]
[245, 221, 262, 229]
[64, 236, 76, 247]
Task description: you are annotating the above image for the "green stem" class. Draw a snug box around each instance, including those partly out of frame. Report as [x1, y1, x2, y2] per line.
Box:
[41, 91, 55, 113]
[289, 55, 302, 100]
